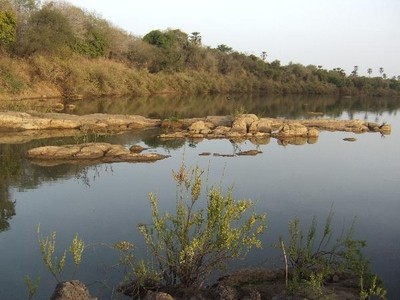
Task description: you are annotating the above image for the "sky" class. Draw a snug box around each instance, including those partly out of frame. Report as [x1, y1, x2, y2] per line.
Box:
[65, 0, 400, 77]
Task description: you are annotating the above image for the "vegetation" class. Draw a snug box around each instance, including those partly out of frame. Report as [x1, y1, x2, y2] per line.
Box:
[35, 224, 85, 283]
[279, 211, 387, 299]
[122, 162, 266, 289]
[0, 0, 399, 100]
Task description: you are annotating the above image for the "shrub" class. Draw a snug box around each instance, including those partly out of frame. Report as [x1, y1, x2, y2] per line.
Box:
[279, 211, 387, 299]
[131, 162, 267, 288]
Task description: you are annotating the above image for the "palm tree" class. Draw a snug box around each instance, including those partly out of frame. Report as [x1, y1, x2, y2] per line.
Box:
[379, 67, 384, 77]
[351, 65, 358, 76]
[260, 51, 267, 61]
[189, 32, 202, 46]
[367, 68, 372, 77]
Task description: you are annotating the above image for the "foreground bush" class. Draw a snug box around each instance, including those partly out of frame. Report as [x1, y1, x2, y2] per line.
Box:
[121, 162, 267, 289]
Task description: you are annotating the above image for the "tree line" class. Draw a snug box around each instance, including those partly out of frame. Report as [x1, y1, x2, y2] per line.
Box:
[1, 0, 399, 98]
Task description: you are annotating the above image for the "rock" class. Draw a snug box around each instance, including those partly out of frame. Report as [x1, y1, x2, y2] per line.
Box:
[161, 119, 185, 130]
[366, 122, 380, 131]
[159, 132, 186, 139]
[343, 137, 357, 142]
[130, 144, 147, 153]
[238, 114, 259, 125]
[307, 128, 319, 137]
[205, 115, 233, 127]
[188, 121, 206, 133]
[213, 126, 231, 135]
[249, 119, 273, 133]
[0, 112, 161, 132]
[237, 150, 262, 156]
[27, 143, 169, 165]
[274, 123, 308, 138]
[144, 290, 175, 300]
[231, 118, 247, 134]
[379, 123, 391, 134]
[215, 283, 239, 300]
[51, 280, 96, 300]
[199, 152, 211, 156]
[231, 114, 259, 134]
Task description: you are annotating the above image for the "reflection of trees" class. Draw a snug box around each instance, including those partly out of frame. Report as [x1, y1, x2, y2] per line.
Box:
[73, 94, 400, 120]
[0, 145, 19, 232]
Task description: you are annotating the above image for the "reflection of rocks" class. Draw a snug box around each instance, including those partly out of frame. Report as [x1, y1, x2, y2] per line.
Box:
[277, 135, 319, 146]
[27, 143, 169, 166]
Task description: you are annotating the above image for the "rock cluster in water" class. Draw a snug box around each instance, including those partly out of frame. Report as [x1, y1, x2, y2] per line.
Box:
[159, 114, 390, 144]
[0, 111, 391, 162]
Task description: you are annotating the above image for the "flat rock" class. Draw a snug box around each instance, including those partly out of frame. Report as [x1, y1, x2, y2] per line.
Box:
[27, 143, 169, 165]
[0, 111, 161, 132]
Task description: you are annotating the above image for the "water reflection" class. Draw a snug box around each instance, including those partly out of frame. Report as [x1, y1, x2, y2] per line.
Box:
[2, 94, 399, 120]
[71, 94, 400, 119]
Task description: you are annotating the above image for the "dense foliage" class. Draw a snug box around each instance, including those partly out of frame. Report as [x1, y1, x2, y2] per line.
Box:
[0, 0, 399, 99]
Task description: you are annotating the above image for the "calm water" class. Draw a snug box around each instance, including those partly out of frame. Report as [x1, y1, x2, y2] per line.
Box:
[1, 95, 399, 299]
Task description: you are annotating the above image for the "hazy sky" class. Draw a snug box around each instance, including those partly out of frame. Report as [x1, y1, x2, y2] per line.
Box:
[65, 0, 400, 77]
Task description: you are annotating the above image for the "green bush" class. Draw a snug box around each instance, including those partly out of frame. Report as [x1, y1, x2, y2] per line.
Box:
[130, 163, 267, 288]
[280, 211, 387, 299]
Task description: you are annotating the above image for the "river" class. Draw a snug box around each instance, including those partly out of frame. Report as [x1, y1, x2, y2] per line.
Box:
[0, 95, 399, 299]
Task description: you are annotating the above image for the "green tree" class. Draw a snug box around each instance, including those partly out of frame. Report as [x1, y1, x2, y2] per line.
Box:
[379, 67, 384, 77]
[367, 68, 372, 77]
[16, 4, 74, 55]
[0, 8, 16, 46]
[143, 29, 174, 49]
[216, 44, 233, 54]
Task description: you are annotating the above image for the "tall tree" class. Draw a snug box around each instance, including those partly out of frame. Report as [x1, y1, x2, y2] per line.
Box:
[367, 68, 372, 77]
[260, 51, 267, 61]
[0, 9, 16, 46]
[189, 32, 201, 46]
[379, 67, 384, 77]
[351, 65, 358, 76]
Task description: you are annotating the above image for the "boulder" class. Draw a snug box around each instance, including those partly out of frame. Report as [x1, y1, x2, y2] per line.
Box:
[144, 291, 175, 300]
[231, 118, 247, 134]
[205, 115, 233, 127]
[51, 280, 96, 300]
[274, 123, 308, 138]
[188, 120, 206, 132]
[307, 128, 319, 137]
[249, 119, 273, 133]
[130, 145, 147, 153]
